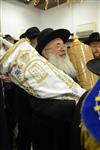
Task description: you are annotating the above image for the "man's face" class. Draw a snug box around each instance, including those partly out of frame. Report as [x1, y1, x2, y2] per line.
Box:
[42, 38, 76, 78]
[90, 41, 100, 58]
[42, 38, 67, 59]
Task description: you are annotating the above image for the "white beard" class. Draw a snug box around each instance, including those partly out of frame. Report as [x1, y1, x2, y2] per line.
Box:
[48, 53, 77, 78]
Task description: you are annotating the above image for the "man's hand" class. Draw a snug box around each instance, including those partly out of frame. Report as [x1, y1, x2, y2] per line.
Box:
[0, 74, 11, 83]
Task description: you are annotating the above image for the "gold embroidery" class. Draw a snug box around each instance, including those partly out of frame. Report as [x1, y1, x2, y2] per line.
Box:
[10, 66, 39, 97]
[15, 50, 34, 69]
[28, 62, 48, 83]
[0, 38, 30, 64]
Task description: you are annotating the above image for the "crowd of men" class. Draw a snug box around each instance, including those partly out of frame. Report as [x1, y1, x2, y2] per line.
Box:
[0, 27, 100, 150]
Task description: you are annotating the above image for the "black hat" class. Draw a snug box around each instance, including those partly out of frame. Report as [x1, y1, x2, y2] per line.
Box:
[19, 33, 26, 39]
[3, 34, 13, 40]
[21, 27, 40, 40]
[87, 58, 100, 75]
[84, 32, 100, 45]
[3, 34, 17, 43]
[36, 28, 70, 54]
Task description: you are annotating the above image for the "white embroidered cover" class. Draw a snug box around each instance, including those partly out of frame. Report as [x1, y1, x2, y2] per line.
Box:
[0, 39, 86, 101]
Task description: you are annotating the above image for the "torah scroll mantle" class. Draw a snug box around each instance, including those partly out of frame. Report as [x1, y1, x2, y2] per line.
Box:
[0, 38, 85, 101]
[67, 37, 98, 90]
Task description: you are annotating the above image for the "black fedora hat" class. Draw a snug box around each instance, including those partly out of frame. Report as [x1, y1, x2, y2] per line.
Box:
[36, 28, 70, 54]
[20, 27, 40, 40]
[87, 58, 100, 75]
[84, 32, 100, 45]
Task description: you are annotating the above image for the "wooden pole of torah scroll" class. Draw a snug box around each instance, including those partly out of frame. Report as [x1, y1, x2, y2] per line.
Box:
[67, 36, 98, 90]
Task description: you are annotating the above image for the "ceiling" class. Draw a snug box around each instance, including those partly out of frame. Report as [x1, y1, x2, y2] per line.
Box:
[18, 0, 67, 10]
[34, 0, 67, 10]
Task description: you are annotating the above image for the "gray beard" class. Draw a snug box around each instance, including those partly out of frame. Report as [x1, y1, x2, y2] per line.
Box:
[48, 54, 76, 78]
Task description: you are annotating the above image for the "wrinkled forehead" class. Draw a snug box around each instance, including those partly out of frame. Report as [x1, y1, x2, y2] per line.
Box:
[90, 41, 100, 46]
[45, 38, 64, 48]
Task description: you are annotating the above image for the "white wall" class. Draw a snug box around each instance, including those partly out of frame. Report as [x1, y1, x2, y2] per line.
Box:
[1, 0, 100, 38]
[99, 1, 100, 31]
[40, 0, 100, 33]
[1, 0, 41, 39]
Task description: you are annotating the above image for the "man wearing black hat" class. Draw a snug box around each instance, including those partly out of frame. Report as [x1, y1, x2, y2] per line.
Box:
[20, 27, 40, 48]
[84, 32, 100, 58]
[28, 28, 85, 150]
[36, 28, 77, 80]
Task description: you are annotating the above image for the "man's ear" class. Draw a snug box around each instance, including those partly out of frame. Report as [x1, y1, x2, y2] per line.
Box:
[42, 50, 49, 60]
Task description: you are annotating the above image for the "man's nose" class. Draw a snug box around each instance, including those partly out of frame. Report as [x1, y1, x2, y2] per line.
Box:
[60, 47, 66, 53]
[61, 44, 67, 50]
[59, 46, 67, 55]
[95, 47, 100, 52]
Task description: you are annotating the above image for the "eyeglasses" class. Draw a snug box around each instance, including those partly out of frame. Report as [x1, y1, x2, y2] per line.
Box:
[45, 44, 67, 51]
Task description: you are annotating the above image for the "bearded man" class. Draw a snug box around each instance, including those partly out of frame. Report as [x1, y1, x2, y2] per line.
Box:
[32, 28, 85, 150]
[42, 39, 76, 79]
[84, 32, 100, 58]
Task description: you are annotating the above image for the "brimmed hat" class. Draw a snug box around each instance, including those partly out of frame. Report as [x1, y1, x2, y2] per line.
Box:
[19, 33, 26, 39]
[3, 34, 17, 43]
[84, 32, 100, 45]
[36, 28, 70, 54]
[20, 27, 40, 40]
[87, 58, 100, 76]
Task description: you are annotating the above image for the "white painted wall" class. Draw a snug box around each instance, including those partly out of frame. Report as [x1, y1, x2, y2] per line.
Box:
[40, 0, 100, 33]
[99, 0, 100, 31]
[1, 0, 100, 39]
[1, 0, 41, 39]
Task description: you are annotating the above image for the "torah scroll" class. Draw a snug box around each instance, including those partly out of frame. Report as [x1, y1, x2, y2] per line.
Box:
[67, 37, 98, 90]
[0, 38, 85, 102]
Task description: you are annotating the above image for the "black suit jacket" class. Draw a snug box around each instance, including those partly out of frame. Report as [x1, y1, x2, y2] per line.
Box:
[0, 80, 11, 150]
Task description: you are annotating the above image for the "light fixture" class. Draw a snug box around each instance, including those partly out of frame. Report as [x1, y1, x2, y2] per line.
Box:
[19, 0, 31, 4]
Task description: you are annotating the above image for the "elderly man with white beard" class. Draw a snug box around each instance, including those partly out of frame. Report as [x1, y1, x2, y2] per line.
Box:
[42, 39, 76, 80]
[48, 52, 76, 78]
[37, 29, 77, 80]
[30, 28, 85, 150]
